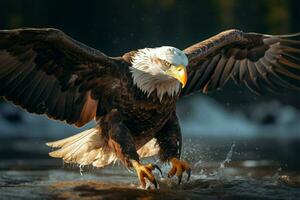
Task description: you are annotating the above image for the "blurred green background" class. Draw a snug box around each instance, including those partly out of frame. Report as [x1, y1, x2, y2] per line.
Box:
[0, 0, 299, 108]
[1, 0, 299, 53]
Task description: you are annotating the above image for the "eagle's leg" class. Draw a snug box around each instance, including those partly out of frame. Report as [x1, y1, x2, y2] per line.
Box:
[102, 109, 160, 189]
[155, 112, 191, 184]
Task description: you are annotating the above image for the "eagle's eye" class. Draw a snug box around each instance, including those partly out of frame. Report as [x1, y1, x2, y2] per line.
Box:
[163, 60, 172, 67]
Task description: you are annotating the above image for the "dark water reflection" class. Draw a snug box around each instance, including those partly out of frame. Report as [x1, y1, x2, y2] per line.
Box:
[1, 137, 300, 200]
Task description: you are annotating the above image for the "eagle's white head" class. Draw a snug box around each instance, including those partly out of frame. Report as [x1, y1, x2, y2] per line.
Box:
[130, 46, 188, 101]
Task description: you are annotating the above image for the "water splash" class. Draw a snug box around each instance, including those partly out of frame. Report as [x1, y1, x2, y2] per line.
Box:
[194, 160, 202, 168]
[210, 142, 236, 179]
[79, 164, 84, 176]
[220, 143, 236, 169]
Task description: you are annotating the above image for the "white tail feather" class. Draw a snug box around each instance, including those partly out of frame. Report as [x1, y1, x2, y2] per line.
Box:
[137, 138, 160, 157]
[46, 128, 159, 168]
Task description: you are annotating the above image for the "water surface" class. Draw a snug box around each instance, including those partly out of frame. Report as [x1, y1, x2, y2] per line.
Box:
[1, 137, 300, 200]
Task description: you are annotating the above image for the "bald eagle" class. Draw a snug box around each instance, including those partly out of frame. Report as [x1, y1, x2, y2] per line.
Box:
[0, 28, 300, 188]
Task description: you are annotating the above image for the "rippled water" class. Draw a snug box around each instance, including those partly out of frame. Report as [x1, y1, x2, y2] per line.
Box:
[1, 137, 300, 200]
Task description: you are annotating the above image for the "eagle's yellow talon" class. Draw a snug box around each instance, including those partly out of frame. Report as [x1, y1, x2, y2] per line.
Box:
[131, 160, 161, 189]
[168, 157, 191, 184]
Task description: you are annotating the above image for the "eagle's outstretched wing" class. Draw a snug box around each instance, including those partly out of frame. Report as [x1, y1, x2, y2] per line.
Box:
[181, 29, 300, 96]
[0, 28, 122, 127]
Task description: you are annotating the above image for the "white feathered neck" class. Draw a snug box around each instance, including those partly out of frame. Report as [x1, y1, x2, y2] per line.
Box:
[130, 47, 186, 101]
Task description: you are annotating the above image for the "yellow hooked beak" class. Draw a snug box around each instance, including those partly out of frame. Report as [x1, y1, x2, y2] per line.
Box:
[166, 64, 187, 88]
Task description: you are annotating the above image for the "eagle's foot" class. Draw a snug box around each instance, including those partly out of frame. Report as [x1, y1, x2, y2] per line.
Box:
[168, 157, 191, 185]
[131, 160, 162, 189]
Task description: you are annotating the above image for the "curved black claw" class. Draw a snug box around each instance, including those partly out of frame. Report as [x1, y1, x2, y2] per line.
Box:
[177, 174, 182, 185]
[187, 168, 192, 181]
[146, 179, 158, 189]
[177, 168, 191, 185]
[153, 178, 158, 189]
[153, 164, 163, 177]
